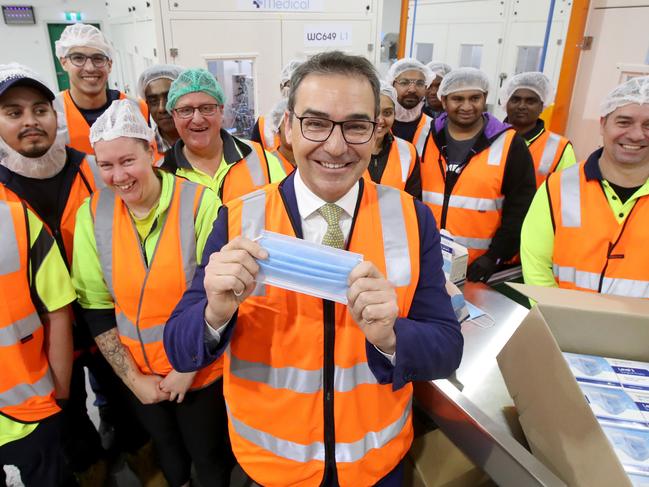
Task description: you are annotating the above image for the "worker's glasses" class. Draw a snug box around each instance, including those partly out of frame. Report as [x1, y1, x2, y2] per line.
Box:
[293, 113, 376, 145]
[66, 53, 110, 68]
[395, 79, 427, 89]
[173, 104, 220, 119]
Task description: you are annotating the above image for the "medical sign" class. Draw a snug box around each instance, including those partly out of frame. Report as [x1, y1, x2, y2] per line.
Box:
[304, 23, 353, 47]
[238, 0, 324, 11]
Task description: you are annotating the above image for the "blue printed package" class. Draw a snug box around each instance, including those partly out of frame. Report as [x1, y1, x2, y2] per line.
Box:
[255, 230, 363, 304]
[601, 424, 649, 475]
[608, 359, 649, 391]
[439, 230, 468, 285]
[579, 383, 648, 426]
[563, 352, 621, 387]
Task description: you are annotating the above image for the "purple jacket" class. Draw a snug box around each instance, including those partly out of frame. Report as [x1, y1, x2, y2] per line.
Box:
[163, 174, 463, 391]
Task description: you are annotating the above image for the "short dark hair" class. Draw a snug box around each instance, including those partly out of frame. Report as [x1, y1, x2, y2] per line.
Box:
[287, 51, 380, 118]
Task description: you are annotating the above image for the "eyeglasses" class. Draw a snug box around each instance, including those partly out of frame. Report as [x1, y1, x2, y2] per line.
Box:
[293, 113, 376, 144]
[66, 53, 110, 68]
[395, 79, 427, 89]
[173, 104, 220, 119]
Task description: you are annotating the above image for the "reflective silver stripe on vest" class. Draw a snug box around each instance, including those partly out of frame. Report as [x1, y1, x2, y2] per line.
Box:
[228, 397, 411, 464]
[414, 114, 432, 155]
[376, 185, 412, 287]
[422, 191, 504, 212]
[0, 312, 41, 347]
[240, 189, 267, 295]
[487, 132, 508, 166]
[0, 372, 54, 408]
[0, 201, 20, 275]
[52, 94, 71, 145]
[229, 353, 378, 394]
[178, 181, 200, 286]
[560, 164, 581, 228]
[116, 312, 165, 344]
[239, 140, 265, 187]
[93, 190, 117, 296]
[538, 133, 562, 175]
[452, 235, 492, 250]
[552, 264, 649, 298]
[394, 137, 412, 183]
[84, 155, 106, 190]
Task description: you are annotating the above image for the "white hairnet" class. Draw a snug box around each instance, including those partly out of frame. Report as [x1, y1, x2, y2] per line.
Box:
[90, 99, 154, 147]
[386, 58, 434, 87]
[55, 23, 114, 59]
[500, 72, 554, 108]
[426, 61, 452, 79]
[137, 64, 184, 99]
[600, 76, 649, 117]
[379, 80, 397, 106]
[269, 98, 289, 131]
[438, 68, 490, 97]
[280, 59, 303, 85]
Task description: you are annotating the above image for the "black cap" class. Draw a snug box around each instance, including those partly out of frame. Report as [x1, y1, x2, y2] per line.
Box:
[0, 73, 55, 101]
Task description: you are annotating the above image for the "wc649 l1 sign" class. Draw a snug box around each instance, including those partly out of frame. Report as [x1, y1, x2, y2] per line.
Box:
[304, 23, 353, 47]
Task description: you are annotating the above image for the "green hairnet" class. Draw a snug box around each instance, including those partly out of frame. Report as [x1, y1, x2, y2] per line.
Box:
[166, 68, 225, 112]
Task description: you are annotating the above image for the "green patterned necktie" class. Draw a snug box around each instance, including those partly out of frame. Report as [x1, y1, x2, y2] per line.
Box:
[318, 203, 345, 249]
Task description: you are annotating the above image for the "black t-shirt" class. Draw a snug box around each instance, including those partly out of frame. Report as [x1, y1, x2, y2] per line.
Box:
[607, 181, 642, 204]
[392, 117, 421, 143]
[77, 89, 122, 127]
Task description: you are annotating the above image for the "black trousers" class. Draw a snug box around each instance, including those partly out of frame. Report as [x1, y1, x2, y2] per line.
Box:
[126, 378, 234, 487]
[0, 413, 65, 487]
[63, 349, 149, 472]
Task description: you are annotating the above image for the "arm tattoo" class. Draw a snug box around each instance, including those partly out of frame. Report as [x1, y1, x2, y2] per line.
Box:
[94, 329, 137, 381]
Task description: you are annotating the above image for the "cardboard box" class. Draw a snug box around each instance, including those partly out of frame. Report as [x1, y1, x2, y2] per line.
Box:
[440, 231, 468, 285]
[497, 284, 649, 487]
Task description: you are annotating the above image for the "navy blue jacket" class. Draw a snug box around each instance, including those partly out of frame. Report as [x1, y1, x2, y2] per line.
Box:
[164, 173, 463, 391]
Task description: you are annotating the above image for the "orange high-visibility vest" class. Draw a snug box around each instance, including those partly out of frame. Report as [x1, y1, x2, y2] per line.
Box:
[548, 162, 649, 297]
[529, 130, 571, 188]
[90, 177, 222, 385]
[224, 181, 420, 486]
[220, 139, 275, 203]
[421, 129, 514, 264]
[0, 153, 100, 266]
[365, 136, 416, 191]
[412, 113, 433, 155]
[257, 115, 280, 152]
[0, 201, 59, 422]
[270, 149, 294, 175]
[54, 90, 149, 155]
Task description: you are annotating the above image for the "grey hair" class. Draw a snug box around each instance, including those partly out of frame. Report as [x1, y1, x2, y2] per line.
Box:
[287, 50, 380, 118]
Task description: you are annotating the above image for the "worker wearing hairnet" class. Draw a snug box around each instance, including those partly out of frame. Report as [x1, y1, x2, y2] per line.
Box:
[423, 61, 452, 118]
[420, 67, 536, 282]
[260, 98, 295, 173]
[367, 81, 421, 197]
[386, 58, 434, 154]
[0, 63, 157, 486]
[53, 23, 150, 156]
[138, 64, 184, 156]
[522, 76, 649, 297]
[249, 58, 303, 150]
[160, 68, 285, 202]
[72, 99, 233, 486]
[501, 72, 576, 187]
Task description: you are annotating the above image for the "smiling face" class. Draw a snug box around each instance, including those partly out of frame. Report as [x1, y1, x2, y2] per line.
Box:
[60, 46, 112, 99]
[506, 88, 544, 130]
[375, 94, 395, 140]
[285, 73, 376, 203]
[600, 103, 649, 168]
[94, 136, 159, 211]
[0, 85, 57, 157]
[172, 91, 223, 152]
[442, 89, 487, 129]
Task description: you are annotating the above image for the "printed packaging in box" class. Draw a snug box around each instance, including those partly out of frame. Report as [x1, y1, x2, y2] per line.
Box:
[496, 284, 649, 487]
[439, 230, 468, 285]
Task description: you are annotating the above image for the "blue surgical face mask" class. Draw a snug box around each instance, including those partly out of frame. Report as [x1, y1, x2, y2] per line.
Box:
[255, 230, 363, 304]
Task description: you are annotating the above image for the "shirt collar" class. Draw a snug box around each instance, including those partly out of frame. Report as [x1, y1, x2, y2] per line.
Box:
[172, 129, 252, 169]
[293, 169, 359, 220]
[523, 119, 546, 143]
[584, 148, 605, 181]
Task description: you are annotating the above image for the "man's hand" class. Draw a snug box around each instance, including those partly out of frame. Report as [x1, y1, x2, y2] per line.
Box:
[131, 374, 170, 405]
[159, 370, 197, 403]
[466, 255, 498, 282]
[203, 236, 268, 327]
[347, 261, 399, 355]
